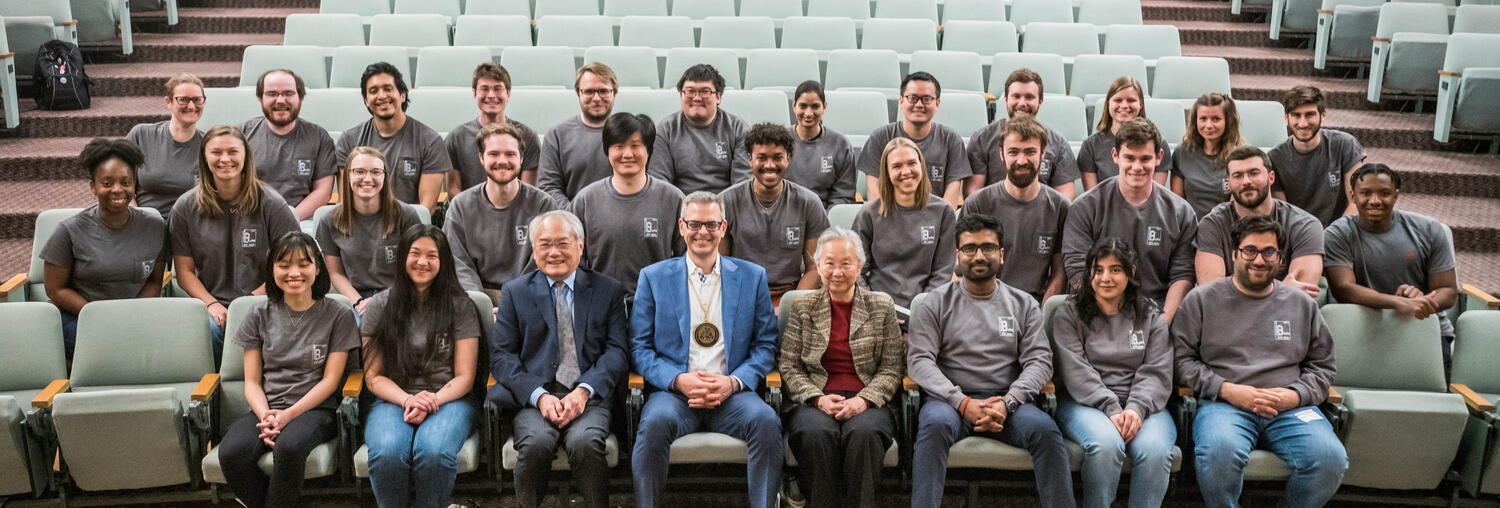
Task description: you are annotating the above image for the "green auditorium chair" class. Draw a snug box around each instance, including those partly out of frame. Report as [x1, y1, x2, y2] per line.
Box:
[2, 12, 60, 80]
[0, 303, 69, 499]
[700, 15, 777, 52]
[454, 14, 533, 57]
[501, 46, 578, 88]
[671, 0, 734, 19]
[1454, 5, 1500, 34]
[874, 0, 939, 23]
[40, 298, 218, 499]
[911, 50, 986, 95]
[807, 0, 871, 20]
[283, 13, 366, 55]
[1068, 54, 1148, 109]
[537, 15, 616, 58]
[604, 0, 668, 17]
[827, 204, 861, 230]
[67, 0, 130, 55]
[613, 88, 680, 119]
[942, 0, 1007, 23]
[394, 0, 460, 23]
[856, 175, 868, 202]
[1033, 94, 1089, 152]
[312, 203, 432, 229]
[239, 45, 330, 89]
[299, 88, 369, 138]
[780, 15, 859, 54]
[860, 18, 938, 54]
[820, 89, 890, 152]
[1077, 0, 1143, 27]
[744, 48, 823, 96]
[1102, 24, 1180, 76]
[1010, 0, 1075, 30]
[129, 0, 178, 25]
[585, 46, 664, 89]
[198, 87, 259, 129]
[740, 0, 802, 19]
[0, 0, 78, 47]
[1231, 0, 1273, 16]
[4, 209, 98, 302]
[406, 87, 483, 133]
[1150, 56, 1231, 110]
[1312, 0, 1383, 70]
[0, 20, 18, 132]
[1269, 0, 1320, 40]
[465, 0, 531, 17]
[535, 0, 601, 17]
[321, 0, 390, 19]
[415, 46, 493, 88]
[330, 46, 412, 89]
[1325, 303, 1469, 490]
[617, 15, 695, 52]
[1451, 311, 1500, 496]
[1233, 99, 1288, 149]
[1020, 22, 1099, 80]
[1092, 97, 1188, 147]
[1433, 33, 1500, 143]
[505, 88, 585, 135]
[941, 20, 1019, 56]
[929, 92, 990, 141]
[664, 47, 742, 89]
[1367, 2, 1450, 103]
[720, 89, 792, 125]
[370, 13, 452, 57]
[825, 49, 902, 98]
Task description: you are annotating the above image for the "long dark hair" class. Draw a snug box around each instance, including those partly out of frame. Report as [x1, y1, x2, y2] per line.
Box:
[264, 231, 331, 302]
[364, 225, 464, 384]
[1073, 238, 1154, 332]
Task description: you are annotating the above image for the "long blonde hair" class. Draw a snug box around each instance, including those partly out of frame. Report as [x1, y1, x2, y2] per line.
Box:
[334, 146, 404, 238]
[876, 137, 931, 216]
[193, 125, 267, 218]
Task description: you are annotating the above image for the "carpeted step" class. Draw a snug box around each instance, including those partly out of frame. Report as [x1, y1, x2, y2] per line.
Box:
[7, 97, 168, 139]
[87, 61, 242, 97]
[1184, 44, 1318, 76]
[1457, 251, 1500, 296]
[95, 32, 283, 63]
[0, 238, 28, 280]
[1398, 193, 1500, 253]
[0, 180, 94, 240]
[1322, 109, 1448, 152]
[1365, 148, 1500, 200]
[1231, 74, 1372, 110]
[0, 138, 95, 182]
[1143, 0, 1263, 22]
[180, 0, 319, 8]
[134, 7, 316, 34]
[1150, 20, 1289, 48]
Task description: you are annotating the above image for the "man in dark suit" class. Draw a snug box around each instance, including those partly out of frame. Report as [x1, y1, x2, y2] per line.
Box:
[489, 209, 629, 508]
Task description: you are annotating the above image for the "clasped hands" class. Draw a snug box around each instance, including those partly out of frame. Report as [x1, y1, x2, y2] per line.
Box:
[401, 391, 441, 424]
[813, 393, 870, 420]
[1220, 382, 1301, 418]
[676, 372, 737, 409]
[960, 397, 1009, 433]
[537, 387, 591, 427]
[1393, 284, 1443, 319]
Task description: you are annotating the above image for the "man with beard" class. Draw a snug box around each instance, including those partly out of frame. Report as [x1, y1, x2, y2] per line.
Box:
[538, 63, 619, 207]
[1324, 163, 1458, 370]
[1269, 86, 1366, 226]
[959, 114, 1069, 303]
[336, 62, 450, 213]
[907, 213, 1073, 508]
[1194, 146, 1323, 298]
[630, 191, 783, 508]
[448, 63, 542, 194]
[1174, 215, 1346, 507]
[856, 72, 971, 209]
[443, 124, 558, 298]
[966, 68, 1080, 200]
[241, 69, 336, 225]
[719, 123, 831, 302]
[649, 64, 752, 194]
[1063, 118, 1198, 321]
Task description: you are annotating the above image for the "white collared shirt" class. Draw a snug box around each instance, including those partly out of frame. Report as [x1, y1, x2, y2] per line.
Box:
[685, 255, 727, 376]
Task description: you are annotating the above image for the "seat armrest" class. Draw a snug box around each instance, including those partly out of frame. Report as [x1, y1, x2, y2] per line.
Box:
[1327, 386, 1342, 404]
[629, 373, 644, 390]
[31, 380, 71, 409]
[1177, 385, 1193, 398]
[0, 52, 13, 59]
[765, 372, 781, 389]
[1463, 283, 1500, 310]
[1316, 8, 1333, 13]
[343, 371, 365, 398]
[0, 273, 26, 301]
[1371, 36, 1390, 42]
[902, 376, 918, 392]
[487, 374, 497, 389]
[62, 19, 79, 26]
[764, 372, 782, 408]
[1042, 381, 1055, 394]
[1451, 384, 1496, 413]
[162, 270, 173, 290]
[190, 374, 221, 402]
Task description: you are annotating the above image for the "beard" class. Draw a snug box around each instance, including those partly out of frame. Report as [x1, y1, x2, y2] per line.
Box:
[1234, 261, 1276, 292]
[959, 259, 1000, 283]
[1231, 185, 1268, 209]
[1006, 161, 1039, 188]
[265, 106, 299, 128]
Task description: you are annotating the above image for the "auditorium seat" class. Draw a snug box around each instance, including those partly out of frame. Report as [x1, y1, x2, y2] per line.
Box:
[664, 47, 742, 89]
[329, 45, 411, 88]
[1020, 22, 1099, 71]
[604, 0, 669, 17]
[1434, 33, 1500, 142]
[1076, 0, 1143, 27]
[671, 0, 735, 19]
[501, 46, 578, 88]
[825, 49, 903, 99]
[1312, 0, 1383, 70]
[369, 13, 452, 53]
[1142, 98, 1188, 147]
[699, 16, 777, 51]
[744, 48, 822, 96]
[240, 45, 330, 89]
[990, 52, 1066, 98]
[505, 88, 586, 136]
[940, 20, 1019, 56]
[1, 11, 60, 78]
[1268, 0, 1320, 40]
[1068, 54, 1148, 108]
[0, 0, 78, 47]
[0, 20, 19, 129]
[283, 13, 366, 53]
[0, 303, 68, 498]
[614, 88, 681, 119]
[1367, 2, 1450, 102]
[860, 17, 938, 54]
[198, 87, 259, 129]
[617, 15, 696, 51]
[1450, 310, 1500, 496]
[720, 89, 791, 125]
[536, 15, 616, 55]
[406, 87, 483, 133]
[320, 0, 389, 18]
[739, 0, 803, 19]
[910, 50, 986, 95]
[874, 0, 939, 23]
[453, 15, 533, 56]
[806, 0, 871, 20]
[464, 0, 531, 16]
[1150, 56, 1231, 109]
[928, 92, 991, 141]
[1102, 24, 1180, 72]
[2, 208, 74, 302]
[1009, 0, 1075, 29]
[1033, 94, 1089, 149]
[941, 0, 1007, 23]
[70, 0, 132, 55]
[534, 0, 600, 17]
[780, 16, 859, 54]
[1234, 99, 1289, 149]
[299, 87, 369, 137]
[1454, 5, 1500, 34]
[415, 46, 493, 88]
[393, 0, 461, 22]
[822, 89, 893, 151]
[585, 46, 663, 88]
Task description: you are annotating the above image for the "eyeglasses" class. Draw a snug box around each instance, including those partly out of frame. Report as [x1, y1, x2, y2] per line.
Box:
[680, 88, 719, 98]
[957, 243, 1001, 255]
[536, 240, 576, 251]
[902, 94, 937, 105]
[1236, 246, 1281, 262]
[261, 91, 298, 100]
[172, 96, 205, 106]
[579, 88, 616, 97]
[681, 220, 724, 232]
[350, 169, 386, 178]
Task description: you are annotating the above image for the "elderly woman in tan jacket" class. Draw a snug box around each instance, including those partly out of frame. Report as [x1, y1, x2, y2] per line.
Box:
[778, 227, 906, 508]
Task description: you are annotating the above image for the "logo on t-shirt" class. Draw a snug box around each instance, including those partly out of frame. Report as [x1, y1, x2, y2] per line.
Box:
[312, 344, 327, 363]
[1129, 329, 1146, 350]
[643, 217, 660, 238]
[296, 159, 313, 177]
[820, 156, 834, 173]
[920, 225, 937, 245]
[930, 165, 944, 182]
[997, 316, 1019, 339]
[401, 158, 418, 177]
[714, 141, 728, 161]
[1039, 160, 1054, 182]
[1273, 320, 1293, 341]
[1219, 178, 1230, 197]
[1037, 235, 1053, 254]
[1326, 170, 1340, 188]
[241, 228, 259, 248]
[784, 226, 802, 246]
[437, 332, 452, 353]
[515, 225, 530, 245]
[140, 260, 154, 279]
[1145, 226, 1163, 247]
[384, 245, 397, 264]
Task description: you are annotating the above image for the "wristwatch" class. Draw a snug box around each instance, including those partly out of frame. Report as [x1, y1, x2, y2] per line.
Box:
[1003, 395, 1021, 414]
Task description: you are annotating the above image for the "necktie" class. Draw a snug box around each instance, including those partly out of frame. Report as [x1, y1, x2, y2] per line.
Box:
[554, 281, 580, 387]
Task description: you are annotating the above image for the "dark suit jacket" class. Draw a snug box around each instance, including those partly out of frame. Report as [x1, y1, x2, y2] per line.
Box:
[487, 268, 630, 410]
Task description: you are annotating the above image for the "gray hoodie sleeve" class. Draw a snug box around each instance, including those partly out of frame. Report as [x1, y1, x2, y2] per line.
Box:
[906, 293, 965, 409]
[537, 127, 570, 208]
[1291, 303, 1337, 406]
[1008, 297, 1054, 404]
[1061, 193, 1098, 292]
[1051, 304, 1125, 414]
[829, 142, 858, 205]
[1172, 289, 1228, 400]
[1126, 313, 1174, 417]
[922, 205, 958, 293]
[442, 199, 483, 292]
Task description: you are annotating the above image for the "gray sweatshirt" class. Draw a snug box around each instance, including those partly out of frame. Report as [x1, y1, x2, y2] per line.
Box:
[648, 110, 752, 194]
[967, 119, 1080, 190]
[447, 118, 541, 191]
[787, 126, 858, 207]
[851, 196, 956, 308]
[537, 116, 612, 207]
[857, 121, 973, 196]
[569, 176, 685, 294]
[443, 181, 558, 291]
[1063, 178, 1198, 302]
[1051, 299, 1173, 417]
[1195, 199, 1325, 281]
[907, 280, 1053, 408]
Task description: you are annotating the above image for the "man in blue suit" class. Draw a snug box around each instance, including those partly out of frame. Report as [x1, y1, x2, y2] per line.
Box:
[630, 190, 783, 508]
[489, 210, 629, 508]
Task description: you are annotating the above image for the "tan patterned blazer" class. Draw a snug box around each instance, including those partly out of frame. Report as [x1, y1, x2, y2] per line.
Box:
[778, 287, 906, 407]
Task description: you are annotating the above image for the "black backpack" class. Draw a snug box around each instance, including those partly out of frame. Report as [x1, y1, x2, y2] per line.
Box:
[34, 40, 92, 110]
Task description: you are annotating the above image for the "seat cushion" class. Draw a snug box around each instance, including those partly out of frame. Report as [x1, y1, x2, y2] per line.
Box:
[202, 439, 339, 483]
[51, 387, 191, 491]
[73, 382, 203, 406]
[501, 434, 620, 470]
[0, 396, 31, 496]
[785, 437, 899, 467]
[1342, 389, 1468, 489]
[1455, 68, 1500, 132]
[947, 436, 1084, 471]
[1243, 449, 1291, 481]
[669, 432, 747, 464]
[355, 433, 479, 478]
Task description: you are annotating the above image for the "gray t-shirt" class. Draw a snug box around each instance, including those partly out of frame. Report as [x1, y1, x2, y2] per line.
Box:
[1063, 178, 1198, 302]
[719, 180, 832, 292]
[1268, 129, 1366, 226]
[1077, 130, 1173, 181]
[648, 110, 752, 194]
[241, 117, 338, 208]
[1172, 278, 1336, 406]
[569, 176, 685, 294]
[1051, 300, 1172, 417]
[360, 290, 484, 394]
[537, 116, 612, 208]
[1195, 200, 1325, 280]
[447, 118, 541, 192]
[39, 206, 167, 304]
[1324, 211, 1457, 335]
[1172, 146, 1228, 219]
[851, 196, 956, 309]
[444, 182, 558, 292]
[857, 122, 973, 195]
[906, 280, 1052, 408]
[315, 205, 424, 292]
[335, 117, 451, 204]
[959, 184, 1070, 299]
[168, 185, 300, 305]
[127, 121, 203, 217]
[233, 298, 361, 410]
[967, 119, 1081, 190]
[787, 126, 858, 207]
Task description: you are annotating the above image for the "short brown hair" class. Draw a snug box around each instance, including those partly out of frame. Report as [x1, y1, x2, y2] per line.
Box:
[1225, 145, 1273, 172]
[1003, 68, 1044, 98]
[1113, 117, 1161, 152]
[472, 62, 511, 90]
[475, 122, 528, 155]
[255, 69, 306, 99]
[164, 73, 204, 97]
[1280, 85, 1325, 114]
[999, 113, 1048, 153]
[575, 62, 618, 90]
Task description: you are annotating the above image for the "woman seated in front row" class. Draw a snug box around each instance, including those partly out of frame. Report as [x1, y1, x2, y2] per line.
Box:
[218, 231, 359, 508]
[360, 224, 482, 508]
[779, 227, 905, 508]
[1051, 239, 1176, 508]
[317, 146, 423, 315]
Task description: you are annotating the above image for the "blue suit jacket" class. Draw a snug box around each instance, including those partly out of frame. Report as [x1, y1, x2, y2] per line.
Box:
[630, 256, 780, 393]
[488, 268, 630, 410]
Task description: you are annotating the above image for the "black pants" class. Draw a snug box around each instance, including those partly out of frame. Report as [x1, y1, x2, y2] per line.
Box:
[218, 408, 338, 508]
[511, 402, 613, 508]
[785, 402, 894, 508]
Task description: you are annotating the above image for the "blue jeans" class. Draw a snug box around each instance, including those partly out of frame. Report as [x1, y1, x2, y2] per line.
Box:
[910, 397, 1075, 508]
[1056, 401, 1176, 508]
[60, 311, 78, 360]
[632, 390, 783, 508]
[364, 398, 476, 508]
[208, 313, 224, 362]
[1193, 401, 1347, 508]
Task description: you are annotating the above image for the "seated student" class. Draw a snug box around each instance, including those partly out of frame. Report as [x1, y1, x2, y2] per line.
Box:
[1269, 85, 1366, 227]
[570, 113, 685, 295]
[960, 114, 1069, 303]
[719, 123, 831, 302]
[908, 213, 1074, 508]
[1195, 146, 1324, 299]
[1175, 216, 1346, 507]
[129, 73, 205, 218]
[856, 72, 971, 209]
[1172, 93, 1245, 219]
[1325, 163, 1457, 370]
[1052, 239, 1175, 508]
[852, 137, 957, 311]
[317, 146, 424, 314]
[1079, 77, 1172, 190]
[41, 138, 168, 357]
[779, 228, 904, 508]
[171, 125, 300, 354]
[218, 232, 359, 508]
[538, 63, 621, 208]
[1063, 118, 1197, 322]
[967, 68, 1080, 200]
[444, 124, 558, 298]
[335, 62, 450, 213]
[447, 62, 542, 193]
[241, 69, 337, 225]
[786, 80, 858, 207]
[360, 225, 483, 508]
[490, 210, 629, 508]
[648, 64, 751, 194]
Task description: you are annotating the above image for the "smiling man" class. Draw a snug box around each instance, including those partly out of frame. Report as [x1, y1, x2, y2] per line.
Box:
[1269, 86, 1367, 227]
[447, 63, 542, 194]
[1194, 146, 1324, 298]
[966, 68, 1080, 200]
[443, 124, 558, 298]
[538, 63, 620, 207]
[857, 72, 971, 209]
[241, 69, 336, 225]
[719, 123, 831, 301]
[335, 62, 451, 212]
[649, 64, 751, 194]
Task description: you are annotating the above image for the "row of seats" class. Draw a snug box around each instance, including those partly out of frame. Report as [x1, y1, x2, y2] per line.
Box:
[0, 0, 133, 55]
[1366, 3, 1500, 101]
[322, 0, 1122, 25]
